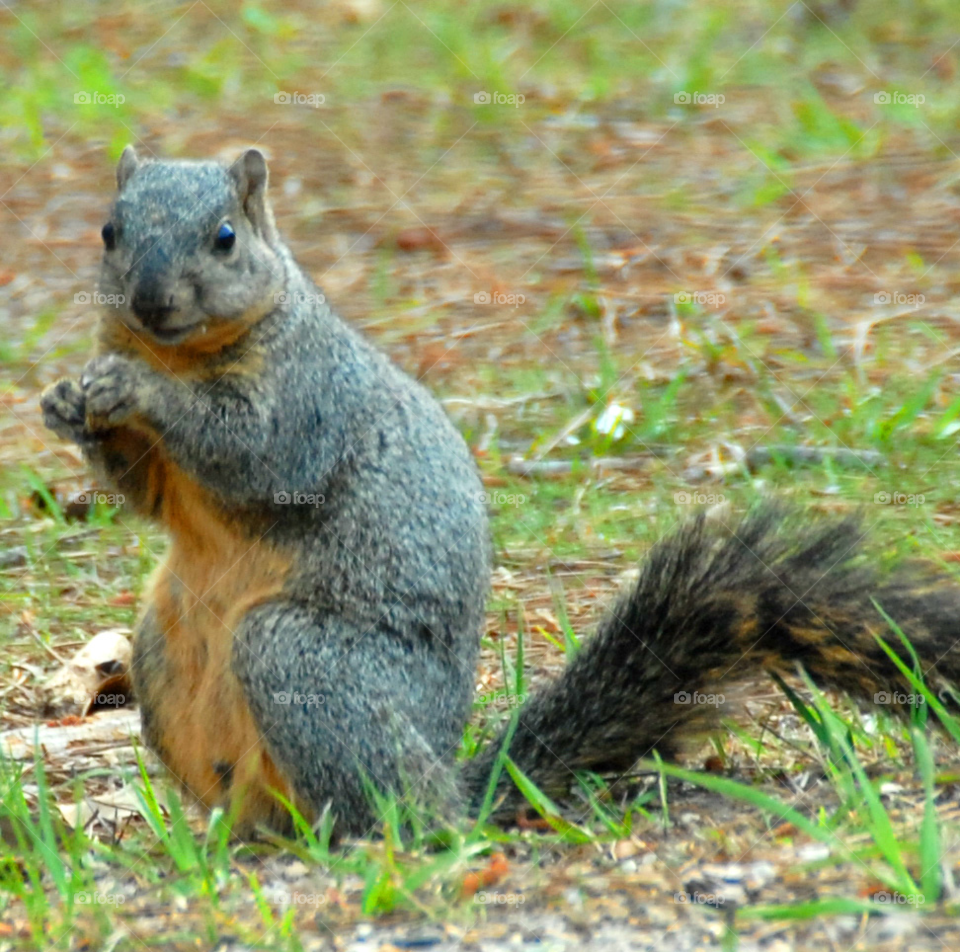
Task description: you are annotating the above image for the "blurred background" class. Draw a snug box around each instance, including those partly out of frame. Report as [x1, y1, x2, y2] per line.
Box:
[3, 0, 960, 638]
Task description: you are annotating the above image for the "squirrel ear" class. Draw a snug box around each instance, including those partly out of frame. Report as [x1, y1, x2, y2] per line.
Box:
[117, 145, 139, 190]
[229, 148, 278, 244]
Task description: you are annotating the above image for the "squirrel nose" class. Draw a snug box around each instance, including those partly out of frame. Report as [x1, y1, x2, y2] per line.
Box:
[131, 289, 178, 329]
[130, 245, 179, 329]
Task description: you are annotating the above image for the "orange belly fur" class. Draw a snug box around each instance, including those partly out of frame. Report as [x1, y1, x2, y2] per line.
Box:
[134, 443, 301, 831]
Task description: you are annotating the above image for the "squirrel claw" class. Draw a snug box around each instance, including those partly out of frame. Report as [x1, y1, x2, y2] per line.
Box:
[81, 354, 141, 429]
[40, 378, 87, 442]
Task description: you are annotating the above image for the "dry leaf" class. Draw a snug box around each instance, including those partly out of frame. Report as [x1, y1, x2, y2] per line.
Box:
[38, 629, 133, 717]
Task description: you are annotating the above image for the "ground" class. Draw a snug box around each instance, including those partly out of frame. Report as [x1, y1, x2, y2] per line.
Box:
[3, 1, 960, 949]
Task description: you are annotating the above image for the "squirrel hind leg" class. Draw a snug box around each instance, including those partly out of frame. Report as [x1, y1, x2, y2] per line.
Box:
[231, 602, 469, 837]
[131, 599, 299, 832]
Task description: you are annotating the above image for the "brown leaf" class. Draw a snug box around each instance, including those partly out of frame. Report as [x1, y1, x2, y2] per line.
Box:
[394, 227, 446, 255]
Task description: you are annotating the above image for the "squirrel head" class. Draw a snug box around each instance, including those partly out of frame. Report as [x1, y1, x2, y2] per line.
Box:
[98, 146, 286, 349]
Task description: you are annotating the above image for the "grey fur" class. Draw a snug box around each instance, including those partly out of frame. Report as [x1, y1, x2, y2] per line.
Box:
[43, 148, 489, 836]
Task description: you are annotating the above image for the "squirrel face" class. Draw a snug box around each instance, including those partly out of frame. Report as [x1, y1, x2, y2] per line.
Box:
[97, 147, 286, 348]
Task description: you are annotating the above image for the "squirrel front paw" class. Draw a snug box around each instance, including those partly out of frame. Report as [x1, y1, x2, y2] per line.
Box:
[40, 378, 87, 442]
[81, 354, 143, 430]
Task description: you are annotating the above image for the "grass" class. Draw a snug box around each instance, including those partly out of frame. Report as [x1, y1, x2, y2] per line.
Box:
[3, 0, 960, 948]
[654, 631, 959, 922]
[6, 292, 960, 947]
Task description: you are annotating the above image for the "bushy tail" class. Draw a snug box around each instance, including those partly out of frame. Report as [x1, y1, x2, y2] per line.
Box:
[464, 505, 960, 817]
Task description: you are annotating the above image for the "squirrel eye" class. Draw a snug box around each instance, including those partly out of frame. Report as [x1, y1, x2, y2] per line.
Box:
[101, 222, 116, 251]
[215, 221, 236, 252]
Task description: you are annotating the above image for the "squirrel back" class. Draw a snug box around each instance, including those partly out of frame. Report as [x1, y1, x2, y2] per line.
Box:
[41, 147, 960, 837]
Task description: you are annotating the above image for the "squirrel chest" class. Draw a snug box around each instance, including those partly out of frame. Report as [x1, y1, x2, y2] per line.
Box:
[134, 455, 297, 828]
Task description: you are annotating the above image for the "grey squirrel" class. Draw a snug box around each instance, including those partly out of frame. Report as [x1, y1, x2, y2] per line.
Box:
[40, 147, 960, 837]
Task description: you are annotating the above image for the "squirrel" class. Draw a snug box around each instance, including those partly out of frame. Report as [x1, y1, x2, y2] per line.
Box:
[40, 146, 960, 838]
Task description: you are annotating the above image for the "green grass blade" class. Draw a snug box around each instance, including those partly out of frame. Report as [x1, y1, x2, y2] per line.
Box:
[468, 705, 522, 838]
[911, 727, 942, 902]
[503, 758, 593, 843]
[738, 898, 882, 920]
[796, 672, 917, 893]
[870, 607, 960, 744]
[648, 759, 906, 893]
